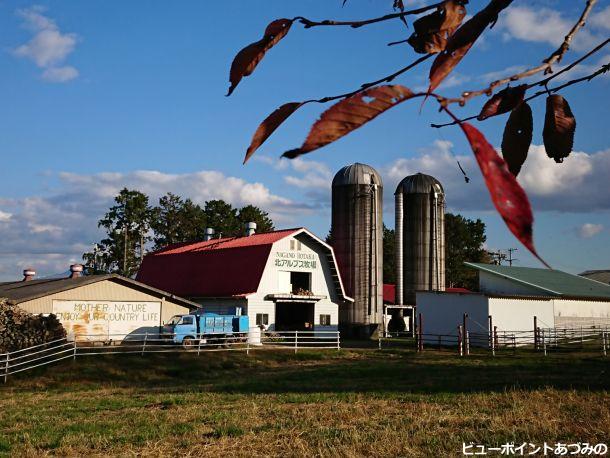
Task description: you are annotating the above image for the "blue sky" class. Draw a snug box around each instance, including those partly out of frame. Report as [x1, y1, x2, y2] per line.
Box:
[1, 0, 609, 279]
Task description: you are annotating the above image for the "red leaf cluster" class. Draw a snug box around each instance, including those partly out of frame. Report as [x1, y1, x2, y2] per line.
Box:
[428, 0, 513, 92]
[459, 122, 548, 267]
[407, 0, 467, 54]
[282, 85, 415, 159]
[227, 19, 293, 96]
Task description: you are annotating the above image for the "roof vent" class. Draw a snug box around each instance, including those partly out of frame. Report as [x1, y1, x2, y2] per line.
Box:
[22, 268, 36, 281]
[245, 222, 257, 237]
[69, 264, 84, 278]
[204, 228, 215, 241]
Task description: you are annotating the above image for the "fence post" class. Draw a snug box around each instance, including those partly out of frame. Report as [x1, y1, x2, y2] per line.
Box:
[73, 339, 77, 361]
[466, 331, 470, 356]
[491, 328, 496, 357]
[378, 334, 382, 350]
[542, 329, 547, 356]
[141, 332, 148, 357]
[3, 353, 8, 384]
[488, 315, 493, 349]
[246, 336, 250, 356]
[534, 316, 538, 350]
[494, 326, 498, 351]
[603, 332, 607, 357]
[337, 332, 340, 351]
[294, 331, 298, 354]
[458, 325, 463, 357]
[417, 313, 424, 351]
[197, 334, 202, 356]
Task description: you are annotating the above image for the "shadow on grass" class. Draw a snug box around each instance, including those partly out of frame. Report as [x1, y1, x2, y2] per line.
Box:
[4, 348, 610, 395]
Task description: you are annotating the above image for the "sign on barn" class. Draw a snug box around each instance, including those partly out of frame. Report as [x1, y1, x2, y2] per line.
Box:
[53, 300, 161, 340]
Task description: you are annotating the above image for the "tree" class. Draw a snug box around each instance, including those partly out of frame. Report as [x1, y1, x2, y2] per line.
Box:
[150, 193, 206, 250]
[203, 200, 239, 237]
[383, 225, 395, 284]
[83, 188, 152, 277]
[237, 205, 275, 234]
[445, 213, 489, 290]
[227, 1, 606, 269]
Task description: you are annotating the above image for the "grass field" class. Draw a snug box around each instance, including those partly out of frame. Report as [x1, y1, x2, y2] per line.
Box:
[1, 346, 609, 457]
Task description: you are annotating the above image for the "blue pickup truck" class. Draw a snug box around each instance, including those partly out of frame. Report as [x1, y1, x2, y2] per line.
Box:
[163, 312, 249, 346]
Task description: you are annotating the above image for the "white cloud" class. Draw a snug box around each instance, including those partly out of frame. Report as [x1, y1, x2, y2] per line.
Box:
[381, 142, 610, 213]
[0, 169, 314, 280]
[255, 156, 333, 204]
[42, 65, 78, 82]
[589, 5, 610, 31]
[495, 6, 602, 52]
[13, 6, 79, 83]
[0, 210, 12, 222]
[577, 223, 604, 238]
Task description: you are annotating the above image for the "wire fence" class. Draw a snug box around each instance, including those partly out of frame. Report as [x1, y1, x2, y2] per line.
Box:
[379, 326, 610, 358]
[1, 330, 341, 383]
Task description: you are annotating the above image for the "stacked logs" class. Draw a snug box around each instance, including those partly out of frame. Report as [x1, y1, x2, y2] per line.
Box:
[0, 299, 66, 353]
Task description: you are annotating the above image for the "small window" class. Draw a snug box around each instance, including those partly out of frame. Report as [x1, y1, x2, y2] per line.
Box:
[290, 240, 295, 250]
[256, 313, 269, 326]
[289, 240, 302, 251]
[297, 241, 302, 251]
[320, 314, 331, 326]
[181, 316, 194, 325]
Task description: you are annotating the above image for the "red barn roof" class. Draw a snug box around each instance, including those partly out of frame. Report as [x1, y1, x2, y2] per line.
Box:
[136, 229, 300, 298]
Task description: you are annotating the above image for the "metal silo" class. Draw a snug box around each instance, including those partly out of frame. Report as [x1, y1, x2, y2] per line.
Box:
[395, 173, 445, 306]
[331, 163, 383, 337]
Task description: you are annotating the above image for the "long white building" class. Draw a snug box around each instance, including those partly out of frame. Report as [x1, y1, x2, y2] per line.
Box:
[417, 262, 610, 339]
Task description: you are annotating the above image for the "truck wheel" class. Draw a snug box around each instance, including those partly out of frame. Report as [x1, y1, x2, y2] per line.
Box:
[182, 337, 196, 349]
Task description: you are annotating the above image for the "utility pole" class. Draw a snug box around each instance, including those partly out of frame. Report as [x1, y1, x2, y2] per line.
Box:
[506, 248, 518, 267]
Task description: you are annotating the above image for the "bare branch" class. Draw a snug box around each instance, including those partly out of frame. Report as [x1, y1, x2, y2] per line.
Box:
[438, 0, 598, 106]
[430, 61, 609, 128]
[294, 1, 452, 29]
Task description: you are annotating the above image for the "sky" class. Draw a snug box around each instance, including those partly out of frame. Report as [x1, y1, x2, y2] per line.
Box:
[0, 0, 609, 280]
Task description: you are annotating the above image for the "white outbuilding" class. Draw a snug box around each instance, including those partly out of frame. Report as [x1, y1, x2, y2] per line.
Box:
[417, 263, 610, 343]
[137, 228, 352, 332]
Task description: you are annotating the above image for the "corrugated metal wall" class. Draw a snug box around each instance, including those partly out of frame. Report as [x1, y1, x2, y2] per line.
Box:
[331, 168, 383, 329]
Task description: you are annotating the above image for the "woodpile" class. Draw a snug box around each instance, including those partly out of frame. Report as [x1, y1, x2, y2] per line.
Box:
[0, 299, 66, 353]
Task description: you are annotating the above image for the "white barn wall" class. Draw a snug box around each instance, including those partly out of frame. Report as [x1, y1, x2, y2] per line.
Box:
[553, 299, 610, 328]
[488, 297, 554, 331]
[417, 292, 489, 337]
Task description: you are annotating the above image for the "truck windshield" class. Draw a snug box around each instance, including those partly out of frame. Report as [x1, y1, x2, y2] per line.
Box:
[167, 316, 181, 325]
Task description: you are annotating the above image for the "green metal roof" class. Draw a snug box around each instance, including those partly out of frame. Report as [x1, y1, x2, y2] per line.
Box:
[466, 263, 610, 299]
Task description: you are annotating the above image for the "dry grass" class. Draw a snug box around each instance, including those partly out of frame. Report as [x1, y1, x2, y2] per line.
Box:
[1, 348, 609, 457]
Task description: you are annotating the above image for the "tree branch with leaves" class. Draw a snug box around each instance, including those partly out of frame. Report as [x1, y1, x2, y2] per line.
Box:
[227, 0, 608, 267]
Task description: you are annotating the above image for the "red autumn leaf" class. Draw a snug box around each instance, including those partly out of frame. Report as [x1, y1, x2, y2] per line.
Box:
[501, 102, 533, 176]
[407, 0, 467, 54]
[283, 85, 415, 159]
[459, 122, 549, 267]
[543, 94, 576, 163]
[243, 102, 304, 164]
[477, 85, 527, 121]
[227, 19, 292, 96]
[428, 0, 512, 93]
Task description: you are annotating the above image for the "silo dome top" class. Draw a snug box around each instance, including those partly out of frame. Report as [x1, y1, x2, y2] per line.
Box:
[332, 163, 383, 187]
[395, 173, 444, 195]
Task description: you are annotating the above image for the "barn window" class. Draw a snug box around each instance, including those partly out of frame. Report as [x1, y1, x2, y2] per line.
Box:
[256, 313, 269, 326]
[320, 314, 331, 326]
[291, 271, 311, 294]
